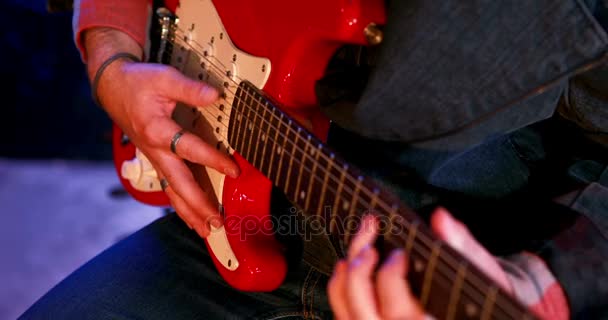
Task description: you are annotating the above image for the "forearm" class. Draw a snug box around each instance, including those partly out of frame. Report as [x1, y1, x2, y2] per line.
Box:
[73, 0, 149, 61]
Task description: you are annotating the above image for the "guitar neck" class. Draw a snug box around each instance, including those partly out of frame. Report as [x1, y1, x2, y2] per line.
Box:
[227, 81, 538, 320]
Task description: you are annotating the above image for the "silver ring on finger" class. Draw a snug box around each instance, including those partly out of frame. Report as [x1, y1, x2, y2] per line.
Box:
[170, 130, 185, 154]
[160, 178, 170, 192]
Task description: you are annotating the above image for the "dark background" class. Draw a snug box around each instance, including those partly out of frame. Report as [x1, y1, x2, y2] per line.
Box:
[0, 2, 163, 319]
[1, 0, 112, 160]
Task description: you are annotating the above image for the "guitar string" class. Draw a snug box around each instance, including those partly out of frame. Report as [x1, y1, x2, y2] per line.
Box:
[169, 32, 528, 318]
[198, 101, 520, 313]
[166, 28, 526, 318]
[193, 97, 523, 319]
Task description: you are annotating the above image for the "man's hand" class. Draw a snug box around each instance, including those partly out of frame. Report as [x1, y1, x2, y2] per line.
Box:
[84, 27, 240, 238]
[327, 208, 517, 320]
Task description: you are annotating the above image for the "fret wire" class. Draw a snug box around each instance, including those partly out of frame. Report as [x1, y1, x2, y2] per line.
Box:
[234, 88, 247, 153]
[249, 88, 260, 162]
[344, 176, 363, 245]
[420, 242, 442, 307]
[240, 90, 251, 159]
[330, 164, 348, 235]
[250, 90, 265, 168]
[315, 153, 332, 217]
[244, 89, 256, 162]
[275, 113, 287, 187]
[404, 220, 419, 257]
[304, 141, 320, 211]
[480, 286, 499, 320]
[266, 105, 279, 182]
[283, 121, 297, 196]
[369, 188, 379, 213]
[293, 128, 307, 205]
[256, 95, 272, 172]
[227, 87, 239, 147]
[260, 102, 270, 172]
[446, 262, 468, 320]
[169, 38, 528, 320]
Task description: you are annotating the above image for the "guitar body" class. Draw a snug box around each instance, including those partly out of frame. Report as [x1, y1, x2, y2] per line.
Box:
[113, 0, 386, 291]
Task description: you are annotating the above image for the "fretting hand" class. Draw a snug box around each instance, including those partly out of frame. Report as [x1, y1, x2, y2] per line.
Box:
[327, 207, 568, 320]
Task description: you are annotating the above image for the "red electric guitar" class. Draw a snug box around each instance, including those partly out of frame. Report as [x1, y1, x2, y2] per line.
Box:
[112, 1, 538, 319]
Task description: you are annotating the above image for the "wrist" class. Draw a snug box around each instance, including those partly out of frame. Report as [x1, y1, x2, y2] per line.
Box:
[91, 53, 141, 107]
[83, 27, 143, 82]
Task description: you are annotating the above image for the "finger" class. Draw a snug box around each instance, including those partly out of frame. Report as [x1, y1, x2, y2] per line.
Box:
[159, 67, 219, 107]
[345, 245, 381, 320]
[328, 260, 350, 320]
[143, 118, 239, 178]
[348, 215, 378, 262]
[155, 152, 223, 229]
[431, 207, 511, 291]
[159, 172, 211, 237]
[376, 249, 426, 320]
[171, 129, 240, 178]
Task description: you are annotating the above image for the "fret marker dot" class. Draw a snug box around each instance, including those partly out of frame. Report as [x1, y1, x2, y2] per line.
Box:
[300, 191, 306, 200]
[261, 134, 266, 141]
[248, 123, 252, 131]
[414, 259, 425, 272]
[342, 200, 350, 211]
[465, 303, 478, 317]
[276, 146, 282, 154]
[237, 114, 241, 121]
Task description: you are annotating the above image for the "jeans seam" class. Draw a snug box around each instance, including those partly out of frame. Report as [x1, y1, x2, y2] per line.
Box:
[307, 272, 322, 319]
[259, 310, 312, 320]
[300, 267, 314, 317]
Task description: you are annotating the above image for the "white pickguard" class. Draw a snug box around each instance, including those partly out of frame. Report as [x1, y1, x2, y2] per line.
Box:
[120, 0, 271, 272]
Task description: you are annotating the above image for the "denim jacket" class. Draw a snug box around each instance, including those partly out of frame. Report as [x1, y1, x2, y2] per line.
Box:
[322, 0, 608, 318]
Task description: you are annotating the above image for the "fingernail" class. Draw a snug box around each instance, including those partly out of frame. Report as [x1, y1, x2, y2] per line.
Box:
[358, 244, 372, 257]
[224, 167, 239, 179]
[201, 86, 219, 101]
[387, 249, 405, 264]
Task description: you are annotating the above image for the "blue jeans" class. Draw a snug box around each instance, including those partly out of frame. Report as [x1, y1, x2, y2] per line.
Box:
[19, 212, 334, 320]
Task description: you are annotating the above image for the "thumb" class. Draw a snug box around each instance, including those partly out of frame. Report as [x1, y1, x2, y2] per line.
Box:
[430, 207, 512, 292]
[160, 67, 219, 107]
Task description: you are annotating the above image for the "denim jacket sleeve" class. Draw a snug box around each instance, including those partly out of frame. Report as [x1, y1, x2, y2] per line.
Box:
[539, 178, 608, 319]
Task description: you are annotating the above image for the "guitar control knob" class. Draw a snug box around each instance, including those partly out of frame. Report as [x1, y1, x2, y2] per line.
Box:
[120, 149, 161, 192]
[121, 158, 142, 182]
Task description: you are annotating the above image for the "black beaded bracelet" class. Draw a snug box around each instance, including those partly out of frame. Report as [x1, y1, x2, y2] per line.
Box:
[91, 52, 141, 106]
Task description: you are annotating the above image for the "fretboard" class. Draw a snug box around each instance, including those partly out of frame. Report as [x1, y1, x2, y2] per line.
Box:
[227, 81, 538, 320]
